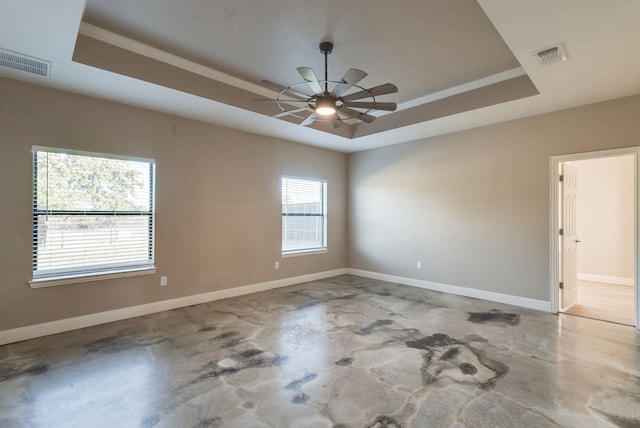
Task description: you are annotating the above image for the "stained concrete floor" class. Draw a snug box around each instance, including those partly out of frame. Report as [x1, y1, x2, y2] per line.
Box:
[1, 275, 639, 427]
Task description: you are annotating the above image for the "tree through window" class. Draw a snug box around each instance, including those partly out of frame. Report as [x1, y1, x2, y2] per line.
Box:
[32, 147, 155, 281]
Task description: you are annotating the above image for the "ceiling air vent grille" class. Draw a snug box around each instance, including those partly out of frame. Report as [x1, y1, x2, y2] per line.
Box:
[0, 48, 51, 77]
[534, 44, 567, 65]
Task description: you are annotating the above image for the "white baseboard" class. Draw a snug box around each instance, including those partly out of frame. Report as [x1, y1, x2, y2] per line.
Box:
[0, 267, 556, 345]
[348, 269, 552, 312]
[0, 268, 348, 346]
[577, 273, 634, 286]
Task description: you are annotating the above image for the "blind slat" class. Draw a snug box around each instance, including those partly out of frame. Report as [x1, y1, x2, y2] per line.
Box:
[281, 177, 326, 253]
[32, 149, 155, 279]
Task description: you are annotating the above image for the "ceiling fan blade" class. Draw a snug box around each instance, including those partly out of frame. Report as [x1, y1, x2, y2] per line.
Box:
[300, 112, 317, 126]
[297, 67, 323, 95]
[261, 80, 310, 99]
[331, 116, 344, 129]
[254, 98, 309, 103]
[271, 106, 309, 118]
[339, 107, 376, 123]
[331, 69, 368, 96]
[341, 83, 398, 102]
[343, 101, 397, 111]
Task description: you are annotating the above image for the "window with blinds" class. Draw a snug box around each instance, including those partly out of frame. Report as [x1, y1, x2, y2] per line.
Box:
[281, 176, 327, 254]
[32, 147, 155, 281]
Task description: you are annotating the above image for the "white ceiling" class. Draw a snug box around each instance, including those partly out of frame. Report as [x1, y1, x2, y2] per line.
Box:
[1, 0, 639, 153]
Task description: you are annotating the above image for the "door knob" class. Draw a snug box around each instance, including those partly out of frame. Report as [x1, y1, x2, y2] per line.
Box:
[575, 239, 581, 243]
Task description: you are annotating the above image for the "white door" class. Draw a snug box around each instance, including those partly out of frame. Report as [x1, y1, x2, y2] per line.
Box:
[561, 163, 579, 308]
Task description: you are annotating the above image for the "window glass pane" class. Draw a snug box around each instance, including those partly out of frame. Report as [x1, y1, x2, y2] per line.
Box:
[35, 151, 151, 212]
[32, 148, 155, 280]
[282, 177, 326, 253]
[33, 215, 152, 273]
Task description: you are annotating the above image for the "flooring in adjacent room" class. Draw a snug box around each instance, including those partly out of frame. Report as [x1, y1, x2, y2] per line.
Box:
[1, 275, 639, 427]
[563, 280, 635, 326]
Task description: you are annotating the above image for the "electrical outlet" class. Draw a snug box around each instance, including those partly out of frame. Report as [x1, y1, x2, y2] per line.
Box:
[274, 261, 280, 270]
[160, 276, 168, 286]
[416, 261, 422, 270]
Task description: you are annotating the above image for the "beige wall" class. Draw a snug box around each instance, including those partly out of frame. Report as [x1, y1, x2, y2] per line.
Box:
[574, 155, 634, 281]
[348, 95, 640, 301]
[3, 76, 640, 332]
[0, 78, 347, 331]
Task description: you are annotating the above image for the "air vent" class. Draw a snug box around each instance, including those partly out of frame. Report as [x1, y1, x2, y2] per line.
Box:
[0, 48, 51, 77]
[534, 44, 567, 65]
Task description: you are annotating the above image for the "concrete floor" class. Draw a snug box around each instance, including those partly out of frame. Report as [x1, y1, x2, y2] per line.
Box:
[1, 275, 639, 427]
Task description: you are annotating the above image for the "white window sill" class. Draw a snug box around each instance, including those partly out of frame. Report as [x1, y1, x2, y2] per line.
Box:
[28, 267, 157, 288]
[281, 249, 328, 258]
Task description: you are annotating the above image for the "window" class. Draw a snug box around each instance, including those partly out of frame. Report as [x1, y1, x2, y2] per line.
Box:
[281, 176, 327, 254]
[31, 147, 155, 283]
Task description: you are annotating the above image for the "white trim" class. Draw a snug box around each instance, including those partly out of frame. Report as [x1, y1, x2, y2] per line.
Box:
[78, 22, 275, 100]
[577, 273, 634, 287]
[373, 67, 527, 118]
[281, 249, 328, 258]
[398, 67, 526, 110]
[549, 156, 560, 315]
[0, 268, 348, 345]
[636, 152, 639, 329]
[32, 145, 155, 164]
[29, 267, 157, 288]
[550, 146, 639, 329]
[348, 269, 551, 312]
[551, 147, 640, 163]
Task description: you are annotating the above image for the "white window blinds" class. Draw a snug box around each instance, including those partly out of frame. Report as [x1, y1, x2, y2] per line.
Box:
[281, 176, 327, 254]
[32, 147, 155, 280]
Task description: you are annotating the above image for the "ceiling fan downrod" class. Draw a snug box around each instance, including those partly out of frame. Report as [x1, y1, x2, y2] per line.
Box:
[319, 41, 333, 94]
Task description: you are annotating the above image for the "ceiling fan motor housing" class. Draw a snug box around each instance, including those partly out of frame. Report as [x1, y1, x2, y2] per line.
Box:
[319, 41, 333, 55]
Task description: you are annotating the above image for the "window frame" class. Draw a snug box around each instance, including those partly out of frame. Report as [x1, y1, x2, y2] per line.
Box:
[281, 175, 328, 256]
[29, 146, 157, 288]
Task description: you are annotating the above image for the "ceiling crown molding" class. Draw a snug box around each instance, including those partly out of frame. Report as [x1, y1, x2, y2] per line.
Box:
[78, 22, 275, 99]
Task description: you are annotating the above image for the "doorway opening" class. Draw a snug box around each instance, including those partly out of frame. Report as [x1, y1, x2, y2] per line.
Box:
[551, 149, 639, 328]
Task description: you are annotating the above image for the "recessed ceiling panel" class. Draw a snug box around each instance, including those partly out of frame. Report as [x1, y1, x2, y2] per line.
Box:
[83, 0, 522, 104]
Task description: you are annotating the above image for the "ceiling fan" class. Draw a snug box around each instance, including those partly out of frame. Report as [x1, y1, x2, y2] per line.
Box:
[256, 41, 398, 128]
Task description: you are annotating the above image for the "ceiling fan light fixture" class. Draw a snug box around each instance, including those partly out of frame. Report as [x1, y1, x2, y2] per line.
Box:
[315, 98, 336, 116]
[258, 40, 398, 126]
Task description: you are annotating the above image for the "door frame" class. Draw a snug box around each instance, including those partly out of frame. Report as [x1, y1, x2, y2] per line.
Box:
[550, 147, 639, 329]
